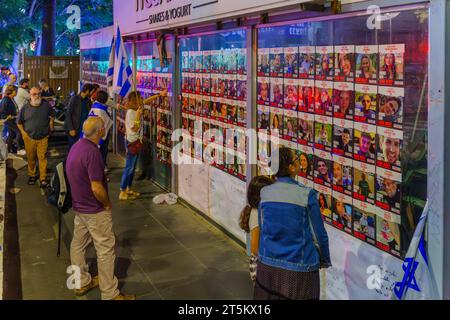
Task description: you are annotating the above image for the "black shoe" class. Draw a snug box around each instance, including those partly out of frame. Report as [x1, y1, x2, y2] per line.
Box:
[40, 180, 49, 188]
[28, 176, 37, 185]
[137, 174, 146, 181]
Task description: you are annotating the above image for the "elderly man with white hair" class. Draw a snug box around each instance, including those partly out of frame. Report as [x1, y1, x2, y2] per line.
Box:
[66, 116, 135, 300]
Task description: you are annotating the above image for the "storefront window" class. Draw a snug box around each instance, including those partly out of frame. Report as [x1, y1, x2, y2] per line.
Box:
[257, 7, 428, 258]
[179, 29, 248, 181]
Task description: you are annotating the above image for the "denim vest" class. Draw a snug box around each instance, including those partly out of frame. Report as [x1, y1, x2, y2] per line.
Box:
[258, 177, 331, 272]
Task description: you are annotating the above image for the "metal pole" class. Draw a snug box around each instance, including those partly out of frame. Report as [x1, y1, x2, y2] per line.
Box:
[427, 0, 450, 300]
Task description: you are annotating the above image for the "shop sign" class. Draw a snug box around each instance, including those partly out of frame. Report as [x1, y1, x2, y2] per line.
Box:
[115, 0, 312, 35]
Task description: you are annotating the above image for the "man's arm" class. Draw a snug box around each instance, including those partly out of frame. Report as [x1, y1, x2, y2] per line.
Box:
[91, 181, 111, 210]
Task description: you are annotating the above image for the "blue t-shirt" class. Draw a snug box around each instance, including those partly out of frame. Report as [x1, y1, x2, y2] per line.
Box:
[66, 138, 107, 214]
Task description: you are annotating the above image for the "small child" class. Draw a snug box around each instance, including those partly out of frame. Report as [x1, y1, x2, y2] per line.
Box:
[239, 175, 274, 284]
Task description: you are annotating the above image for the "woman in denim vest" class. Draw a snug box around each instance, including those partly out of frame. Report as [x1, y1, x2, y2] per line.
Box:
[254, 146, 331, 300]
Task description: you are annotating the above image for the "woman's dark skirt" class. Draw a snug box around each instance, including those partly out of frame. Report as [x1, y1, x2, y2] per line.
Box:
[254, 262, 320, 300]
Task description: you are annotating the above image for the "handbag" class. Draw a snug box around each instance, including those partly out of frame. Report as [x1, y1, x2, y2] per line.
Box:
[127, 139, 143, 155]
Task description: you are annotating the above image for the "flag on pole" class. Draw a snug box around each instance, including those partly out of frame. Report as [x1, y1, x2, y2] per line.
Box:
[392, 200, 439, 300]
[113, 25, 134, 98]
[107, 37, 115, 97]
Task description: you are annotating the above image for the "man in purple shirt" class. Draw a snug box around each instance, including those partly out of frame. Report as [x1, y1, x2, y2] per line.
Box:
[66, 116, 135, 300]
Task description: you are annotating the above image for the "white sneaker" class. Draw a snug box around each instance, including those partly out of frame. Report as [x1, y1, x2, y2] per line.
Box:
[17, 149, 26, 156]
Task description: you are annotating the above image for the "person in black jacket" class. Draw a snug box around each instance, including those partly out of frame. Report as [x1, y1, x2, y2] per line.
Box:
[0, 85, 21, 153]
[64, 84, 93, 151]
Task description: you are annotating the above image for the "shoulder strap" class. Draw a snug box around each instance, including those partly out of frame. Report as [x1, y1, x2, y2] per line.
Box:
[56, 162, 67, 209]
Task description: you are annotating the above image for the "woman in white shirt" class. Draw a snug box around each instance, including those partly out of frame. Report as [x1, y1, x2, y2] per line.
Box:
[119, 89, 167, 201]
[239, 175, 274, 284]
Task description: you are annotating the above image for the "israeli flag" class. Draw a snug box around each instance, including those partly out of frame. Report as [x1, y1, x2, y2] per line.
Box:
[107, 37, 115, 89]
[392, 201, 439, 300]
[113, 26, 134, 98]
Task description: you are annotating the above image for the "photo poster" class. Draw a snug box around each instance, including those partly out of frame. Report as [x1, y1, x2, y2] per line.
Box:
[210, 96, 220, 119]
[314, 114, 333, 152]
[236, 100, 247, 127]
[321, 224, 403, 300]
[333, 81, 354, 120]
[376, 207, 402, 257]
[257, 131, 271, 173]
[298, 111, 315, 147]
[299, 79, 315, 113]
[257, 48, 270, 77]
[353, 121, 377, 165]
[315, 80, 333, 117]
[379, 44, 405, 86]
[202, 50, 211, 73]
[314, 149, 332, 189]
[270, 77, 284, 108]
[209, 166, 247, 243]
[202, 73, 211, 95]
[188, 51, 195, 71]
[297, 143, 314, 184]
[211, 50, 222, 73]
[270, 106, 283, 135]
[258, 104, 270, 132]
[299, 46, 315, 79]
[226, 74, 237, 100]
[334, 45, 355, 82]
[182, 52, 189, 72]
[257, 76, 270, 106]
[315, 46, 334, 81]
[211, 73, 219, 97]
[283, 78, 299, 110]
[376, 126, 403, 173]
[355, 45, 378, 84]
[376, 167, 402, 215]
[237, 48, 247, 75]
[270, 47, 284, 78]
[282, 109, 298, 142]
[378, 86, 404, 130]
[316, 183, 333, 224]
[284, 46, 299, 78]
[236, 74, 247, 101]
[194, 51, 203, 73]
[354, 84, 378, 125]
[332, 154, 353, 197]
[333, 118, 354, 159]
[332, 190, 353, 234]
[353, 160, 376, 205]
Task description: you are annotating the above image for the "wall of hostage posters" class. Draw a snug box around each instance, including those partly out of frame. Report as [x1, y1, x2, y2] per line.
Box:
[256, 39, 408, 258]
[180, 31, 248, 181]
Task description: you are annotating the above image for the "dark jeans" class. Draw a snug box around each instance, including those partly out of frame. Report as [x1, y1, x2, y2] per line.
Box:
[67, 135, 80, 153]
[120, 140, 139, 190]
[100, 133, 110, 167]
[4, 122, 21, 153]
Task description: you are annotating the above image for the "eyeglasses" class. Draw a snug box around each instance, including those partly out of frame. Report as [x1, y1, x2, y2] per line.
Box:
[31, 93, 42, 97]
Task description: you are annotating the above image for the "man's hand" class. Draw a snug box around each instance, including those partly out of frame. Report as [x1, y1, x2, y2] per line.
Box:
[104, 201, 112, 211]
[160, 88, 168, 97]
[69, 130, 77, 137]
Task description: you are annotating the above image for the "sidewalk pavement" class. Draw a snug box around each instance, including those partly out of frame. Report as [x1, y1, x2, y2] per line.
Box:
[4, 148, 253, 300]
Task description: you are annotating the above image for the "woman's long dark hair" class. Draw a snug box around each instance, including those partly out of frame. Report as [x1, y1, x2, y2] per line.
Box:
[239, 175, 274, 233]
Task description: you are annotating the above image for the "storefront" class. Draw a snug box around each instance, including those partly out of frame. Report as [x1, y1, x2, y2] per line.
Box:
[96, 0, 448, 299]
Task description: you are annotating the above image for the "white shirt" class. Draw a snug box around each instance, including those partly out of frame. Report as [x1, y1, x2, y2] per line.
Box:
[14, 87, 30, 110]
[125, 109, 140, 143]
[249, 208, 259, 231]
[88, 103, 112, 141]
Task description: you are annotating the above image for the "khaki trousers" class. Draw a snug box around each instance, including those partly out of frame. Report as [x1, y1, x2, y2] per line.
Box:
[70, 210, 120, 300]
[22, 134, 48, 181]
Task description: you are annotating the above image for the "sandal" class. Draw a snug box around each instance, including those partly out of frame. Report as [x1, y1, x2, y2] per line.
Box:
[119, 191, 137, 201]
[28, 177, 37, 185]
[40, 180, 49, 189]
[127, 190, 141, 197]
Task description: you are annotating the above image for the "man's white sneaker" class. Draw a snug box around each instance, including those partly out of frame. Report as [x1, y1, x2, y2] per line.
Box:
[17, 149, 26, 156]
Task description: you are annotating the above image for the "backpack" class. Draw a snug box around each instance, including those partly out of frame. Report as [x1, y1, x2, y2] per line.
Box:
[48, 161, 72, 213]
[48, 161, 72, 257]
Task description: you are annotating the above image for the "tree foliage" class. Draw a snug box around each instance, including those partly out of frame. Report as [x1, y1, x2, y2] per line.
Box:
[0, 0, 113, 66]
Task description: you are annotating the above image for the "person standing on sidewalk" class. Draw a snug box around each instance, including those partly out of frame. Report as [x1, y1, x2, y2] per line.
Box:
[2, 73, 17, 96]
[0, 85, 21, 154]
[15, 78, 30, 111]
[119, 90, 167, 201]
[87, 90, 113, 167]
[64, 84, 93, 152]
[66, 116, 135, 300]
[17, 87, 55, 187]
